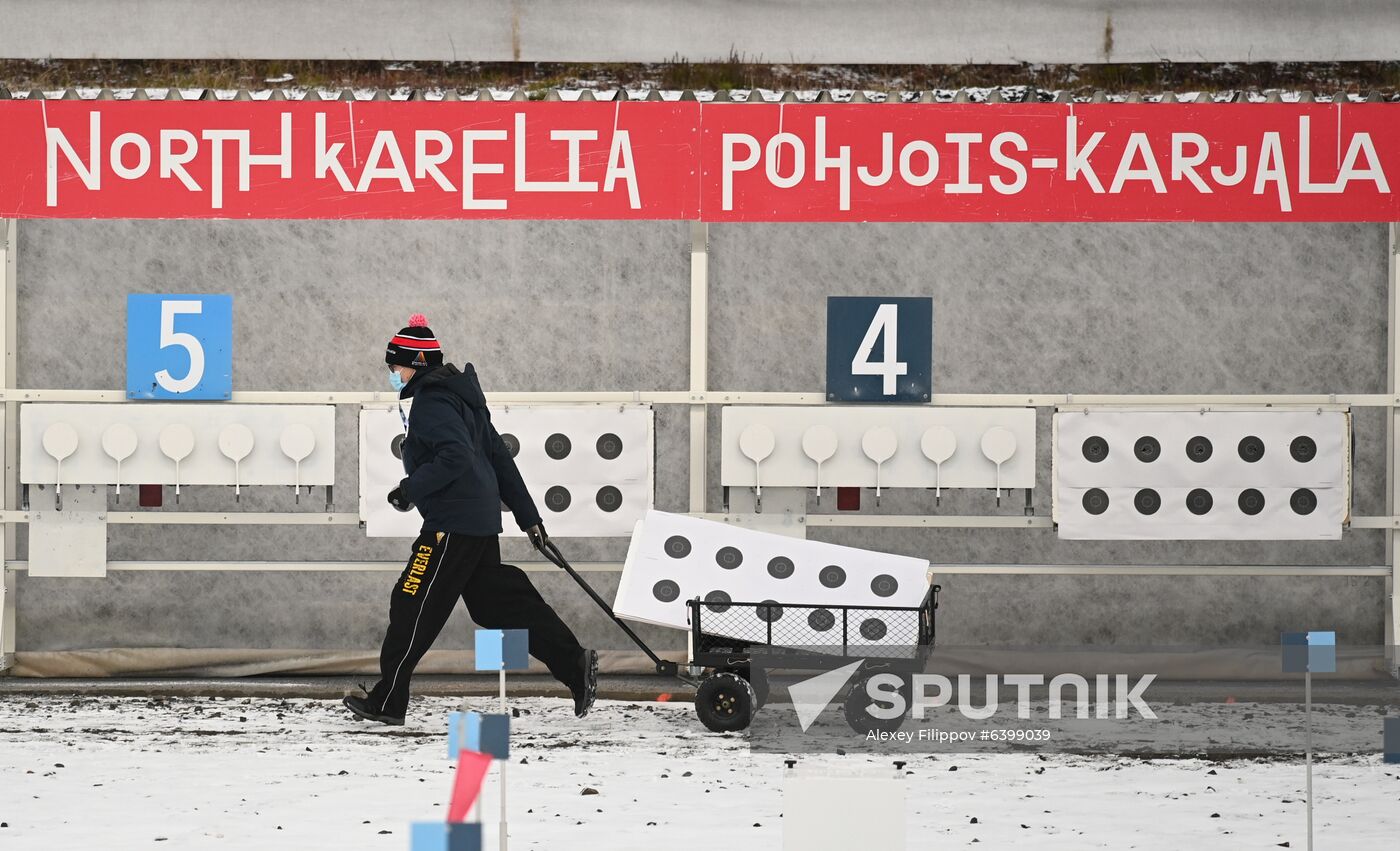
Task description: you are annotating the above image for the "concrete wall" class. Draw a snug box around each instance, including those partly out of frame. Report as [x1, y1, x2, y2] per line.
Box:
[706, 222, 1390, 646]
[12, 220, 695, 660]
[10, 219, 1392, 669]
[1, 0, 1397, 64]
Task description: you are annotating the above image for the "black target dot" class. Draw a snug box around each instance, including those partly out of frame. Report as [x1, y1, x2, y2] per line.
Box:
[664, 536, 691, 558]
[1082, 436, 1109, 463]
[1134, 436, 1161, 463]
[1186, 435, 1213, 463]
[545, 433, 572, 460]
[859, 618, 887, 641]
[500, 433, 520, 458]
[1238, 488, 1265, 515]
[715, 546, 743, 570]
[1083, 488, 1109, 515]
[767, 556, 795, 579]
[652, 580, 680, 603]
[1186, 488, 1214, 515]
[595, 486, 622, 512]
[1238, 436, 1265, 463]
[704, 590, 731, 613]
[1134, 488, 1161, 515]
[1290, 488, 1317, 515]
[1290, 436, 1317, 463]
[596, 433, 623, 460]
[871, 574, 899, 598]
[544, 486, 571, 512]
[390, 434, 405, 460]
[808, 609, 836, 632]
[757, 600, 783, 623]
[819, 565, 847, 588]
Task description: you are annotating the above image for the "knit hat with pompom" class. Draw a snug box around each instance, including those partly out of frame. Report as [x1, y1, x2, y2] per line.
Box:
[385, 313, 443, 368]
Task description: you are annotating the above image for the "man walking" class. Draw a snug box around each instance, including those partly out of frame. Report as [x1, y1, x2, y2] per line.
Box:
[344, 314, 598, 725]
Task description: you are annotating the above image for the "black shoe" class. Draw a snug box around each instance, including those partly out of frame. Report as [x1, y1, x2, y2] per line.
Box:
[343, 693, 405, 726]
[573, 649, 598, 718]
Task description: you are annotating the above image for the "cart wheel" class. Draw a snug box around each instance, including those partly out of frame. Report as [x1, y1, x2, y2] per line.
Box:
[843, 672, 910, 736]
[695, 672, 756, 733]
[718, 666, 771, 709]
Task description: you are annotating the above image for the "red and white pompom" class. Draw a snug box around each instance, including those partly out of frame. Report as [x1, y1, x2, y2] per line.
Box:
[408, 313, 429, 327]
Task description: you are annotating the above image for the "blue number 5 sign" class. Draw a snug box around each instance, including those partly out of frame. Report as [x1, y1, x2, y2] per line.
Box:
[126, 294, 233, 399]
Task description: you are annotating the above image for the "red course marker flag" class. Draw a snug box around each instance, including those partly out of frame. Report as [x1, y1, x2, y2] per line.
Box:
[448, 749, 494, 823]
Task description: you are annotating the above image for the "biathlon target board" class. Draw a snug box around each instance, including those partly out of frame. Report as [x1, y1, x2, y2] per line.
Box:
[720, 405, 1035, 490]
[1053, 409, 1349, 540]
[19, 403, 334, 487]
[360, 403, 653, 537]
[614, 510, 930, 653]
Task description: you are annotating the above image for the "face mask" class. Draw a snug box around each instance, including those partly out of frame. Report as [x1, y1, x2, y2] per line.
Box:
[388, 369, 406, 392]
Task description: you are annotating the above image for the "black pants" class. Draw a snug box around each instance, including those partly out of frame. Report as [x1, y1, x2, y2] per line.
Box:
[367, 531, 585, 718]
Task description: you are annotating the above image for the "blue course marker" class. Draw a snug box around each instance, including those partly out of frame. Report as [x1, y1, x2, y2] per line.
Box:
[1384, 717, 1399, 765]
[475, 628, 529, 671]
[447, 712, 467, 760]
[410, 822, 483, 851]
[1281, 631, 1336, 673]
[1305, 631, 1336, 673]
[448, 823, 484, 851]
[410, 822, 447, 851]
[447, 711, 511, 761]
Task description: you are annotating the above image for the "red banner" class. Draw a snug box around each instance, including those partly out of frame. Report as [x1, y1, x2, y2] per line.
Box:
[1, 101, 1396, 221]
[703, 103, 1399, 222]
[0, 101, 700, 219]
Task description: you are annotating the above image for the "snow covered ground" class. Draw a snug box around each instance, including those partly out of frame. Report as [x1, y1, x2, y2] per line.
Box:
[1, 694, 1397, 850]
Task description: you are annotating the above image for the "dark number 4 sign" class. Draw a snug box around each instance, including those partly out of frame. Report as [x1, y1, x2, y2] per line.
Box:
[126, 294, 233, 399]
[826, 297, 932, 403]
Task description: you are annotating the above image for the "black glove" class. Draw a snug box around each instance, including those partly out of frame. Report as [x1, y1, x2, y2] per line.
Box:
[387, 485, 413, 512]
[527, 523, 550, 551]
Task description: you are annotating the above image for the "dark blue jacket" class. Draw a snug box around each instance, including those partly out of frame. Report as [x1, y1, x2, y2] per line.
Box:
[397, 363, 541, 536]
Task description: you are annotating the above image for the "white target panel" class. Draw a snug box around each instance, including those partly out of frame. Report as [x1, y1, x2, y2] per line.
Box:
[720, 406, 1035, 494]
[19, 403, 335, 489]
[614, 510, 931, 652]
[360, 403, 653, 538]
[1053, 409, 1350, 540]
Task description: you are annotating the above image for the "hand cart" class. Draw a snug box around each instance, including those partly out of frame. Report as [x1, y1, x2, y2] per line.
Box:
[534, 539, 941, 733]
[685, 588, 940, 733]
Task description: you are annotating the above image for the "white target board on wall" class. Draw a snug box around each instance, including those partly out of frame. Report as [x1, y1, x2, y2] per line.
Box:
[360, 403, 653, 538]
[1053, 409, 1350, 540]
[720, 406, 1035, 493]
[615, 510, 931, 652]
[19, 403, 334, 488]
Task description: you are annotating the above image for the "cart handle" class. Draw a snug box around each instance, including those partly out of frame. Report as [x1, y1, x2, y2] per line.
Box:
[534, 538, 680, 679]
